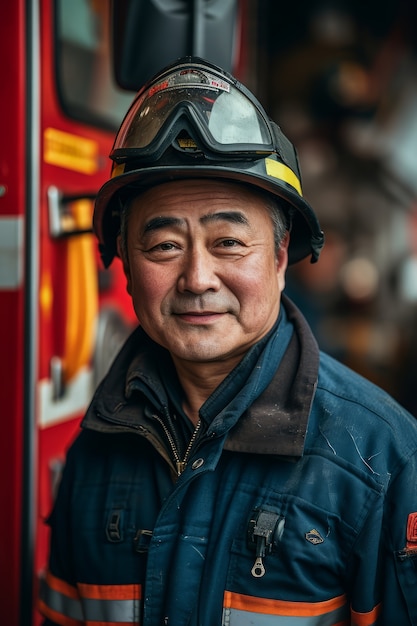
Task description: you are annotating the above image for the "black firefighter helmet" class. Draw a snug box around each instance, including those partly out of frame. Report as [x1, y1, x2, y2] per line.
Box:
[93, 56, 324, 267]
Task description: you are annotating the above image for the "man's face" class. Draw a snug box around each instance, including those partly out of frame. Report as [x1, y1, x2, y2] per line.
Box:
[118, 179, 288, 371]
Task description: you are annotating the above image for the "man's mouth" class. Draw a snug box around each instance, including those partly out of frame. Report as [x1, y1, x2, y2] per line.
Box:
[174, 311, 225, 323]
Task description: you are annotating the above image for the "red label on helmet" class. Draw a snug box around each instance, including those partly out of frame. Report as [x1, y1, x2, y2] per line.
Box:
[148, 80, 169, 98]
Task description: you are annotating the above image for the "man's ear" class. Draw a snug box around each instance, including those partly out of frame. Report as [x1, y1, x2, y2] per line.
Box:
[276, 231, 290, 292]
[116, 235, 132, 295]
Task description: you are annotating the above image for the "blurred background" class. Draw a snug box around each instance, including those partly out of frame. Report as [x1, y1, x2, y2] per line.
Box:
[1, 0, 416, 623]
[252, 0, 417, 416]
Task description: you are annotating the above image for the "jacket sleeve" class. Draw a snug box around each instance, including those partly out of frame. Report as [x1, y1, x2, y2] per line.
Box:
[38, 442, 85, 626]
[381, 449, 417, 624]
[350, 448, 417, 625]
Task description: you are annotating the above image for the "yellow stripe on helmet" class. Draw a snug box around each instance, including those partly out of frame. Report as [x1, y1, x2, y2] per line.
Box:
[265, 158, 302, 196]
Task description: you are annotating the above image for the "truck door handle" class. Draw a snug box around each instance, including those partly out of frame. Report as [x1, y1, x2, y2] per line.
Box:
[48, 185, 96, 238]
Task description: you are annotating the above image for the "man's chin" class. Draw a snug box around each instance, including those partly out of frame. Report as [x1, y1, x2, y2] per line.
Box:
[168, 340, 249, 367]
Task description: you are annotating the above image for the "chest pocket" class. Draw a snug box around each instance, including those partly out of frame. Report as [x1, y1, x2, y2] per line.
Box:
[226, 495, 353, 612]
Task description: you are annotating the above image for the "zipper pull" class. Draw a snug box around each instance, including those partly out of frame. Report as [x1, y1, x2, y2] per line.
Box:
[247, 509, 285, 578]
[251, 536, 267, 577]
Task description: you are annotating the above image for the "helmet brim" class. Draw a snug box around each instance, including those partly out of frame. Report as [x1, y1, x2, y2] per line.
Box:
[94, 162, 324, 267]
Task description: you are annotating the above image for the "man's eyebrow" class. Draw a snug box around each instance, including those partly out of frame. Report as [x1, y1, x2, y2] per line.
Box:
[143, 216, 184, 233]
[200, 211, 249, 226]
[143, 211, 249, 233]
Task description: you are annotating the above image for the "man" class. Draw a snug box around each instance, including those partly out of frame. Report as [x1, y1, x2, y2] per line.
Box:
[39, 57, 417, 625]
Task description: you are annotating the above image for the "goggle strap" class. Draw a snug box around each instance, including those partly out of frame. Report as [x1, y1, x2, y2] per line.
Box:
[270, 121, 301, 181]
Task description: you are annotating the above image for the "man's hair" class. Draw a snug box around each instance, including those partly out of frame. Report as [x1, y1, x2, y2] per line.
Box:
[118, 184, 290, 261]
[263, 194, 290, 253]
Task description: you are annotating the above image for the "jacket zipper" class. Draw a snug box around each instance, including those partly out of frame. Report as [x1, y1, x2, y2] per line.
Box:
[152, 414, 202, 476]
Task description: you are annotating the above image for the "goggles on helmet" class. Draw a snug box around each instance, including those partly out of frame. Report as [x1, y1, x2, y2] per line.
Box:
[112, 61, 276, 163]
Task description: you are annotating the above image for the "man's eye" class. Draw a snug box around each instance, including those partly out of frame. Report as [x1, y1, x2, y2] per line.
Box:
[219, 239, 241, 247]
[143, 241, 180, 257]
[149, 242, 176, 251]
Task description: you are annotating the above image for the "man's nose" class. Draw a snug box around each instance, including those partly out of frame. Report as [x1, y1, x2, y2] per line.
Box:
[177, 247, 221, 294]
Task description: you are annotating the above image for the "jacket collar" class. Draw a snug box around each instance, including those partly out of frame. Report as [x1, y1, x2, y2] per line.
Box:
[223, 296, 319, 457]
[83, 296, 319, 458]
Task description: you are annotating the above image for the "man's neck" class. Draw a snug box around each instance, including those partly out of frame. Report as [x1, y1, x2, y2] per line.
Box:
[172, 358, 242, 426]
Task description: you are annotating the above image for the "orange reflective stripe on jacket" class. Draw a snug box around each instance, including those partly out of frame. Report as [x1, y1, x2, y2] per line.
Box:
[222, 591, 382, 626]
[38, 570, 142, 625]
[223, 591, 350, 625]
[351, 603, 382, 626]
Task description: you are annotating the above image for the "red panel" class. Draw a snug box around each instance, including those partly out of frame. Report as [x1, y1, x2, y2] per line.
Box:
[0, 0, 26, 623]
[33, 2, 134, 624]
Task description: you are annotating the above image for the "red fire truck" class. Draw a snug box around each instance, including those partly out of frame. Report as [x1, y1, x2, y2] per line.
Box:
[0, 1, 245, 623]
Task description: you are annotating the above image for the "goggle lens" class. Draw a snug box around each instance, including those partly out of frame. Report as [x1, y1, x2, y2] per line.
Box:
[114, 66, 274, 155]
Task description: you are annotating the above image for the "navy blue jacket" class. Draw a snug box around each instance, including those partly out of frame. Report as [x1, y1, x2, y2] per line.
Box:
[39, 298, 417, 625]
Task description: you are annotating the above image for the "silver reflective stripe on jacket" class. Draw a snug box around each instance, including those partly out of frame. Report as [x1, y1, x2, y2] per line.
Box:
[39, 570, 142, 624]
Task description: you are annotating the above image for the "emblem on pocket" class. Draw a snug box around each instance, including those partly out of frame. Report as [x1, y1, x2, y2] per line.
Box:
[305, 529, 324, 545]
